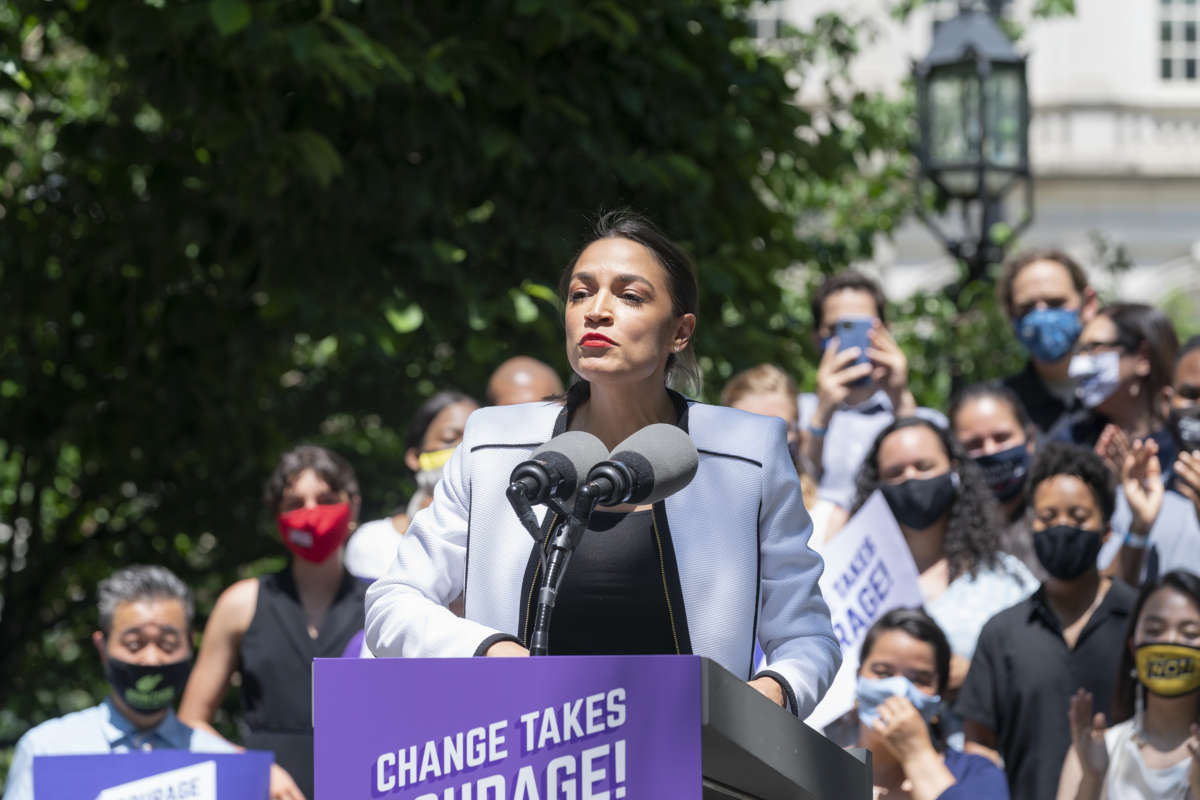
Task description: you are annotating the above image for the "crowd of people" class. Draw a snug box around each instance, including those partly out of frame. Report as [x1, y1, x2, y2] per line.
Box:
[5, 230, 1200, 800]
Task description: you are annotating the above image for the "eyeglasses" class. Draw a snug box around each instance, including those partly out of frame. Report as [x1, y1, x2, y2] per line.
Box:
[1073, 339, 1125, 357]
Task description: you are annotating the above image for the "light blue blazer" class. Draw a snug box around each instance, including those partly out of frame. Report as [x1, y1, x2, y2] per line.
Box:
[365, 394, 840, 717]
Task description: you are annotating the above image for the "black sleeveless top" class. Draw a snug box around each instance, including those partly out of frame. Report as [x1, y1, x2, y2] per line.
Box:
[544, 510, 679, 656]
[238, 567, 366, 798]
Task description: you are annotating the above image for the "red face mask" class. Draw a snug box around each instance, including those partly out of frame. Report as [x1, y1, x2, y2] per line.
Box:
[276, 502, 352, 563]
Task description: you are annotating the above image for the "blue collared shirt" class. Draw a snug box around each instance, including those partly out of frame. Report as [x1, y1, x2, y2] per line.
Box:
[798, 389, 948, 509]
[2, 697, 236, 800]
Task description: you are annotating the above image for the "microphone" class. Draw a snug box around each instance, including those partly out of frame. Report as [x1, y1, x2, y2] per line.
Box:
[508, 431, 609, 505]
[528, 423, 698, 656]
[580, 423, 699, 507]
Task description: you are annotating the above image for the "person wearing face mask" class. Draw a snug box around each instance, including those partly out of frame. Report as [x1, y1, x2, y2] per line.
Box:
[849, 418, 1036, 686]
[1100, 335, 1200, 588]
[2, 566, 237, 800]
[1170, 336, 1200, 522]
[799, 270, 948, 513]
[1056, 569, 1200, 800]
[344, 391, 479, 582]
[178, 445, 364, 800]
[998, 249, 1098, 435]
[851, 608, 1009, 800]
[1050, 303, 1179, 478]
[958, 443, 1137, 800]
[949, 381, 1044, 581]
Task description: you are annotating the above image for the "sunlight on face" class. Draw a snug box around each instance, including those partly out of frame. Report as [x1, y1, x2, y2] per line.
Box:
[877, 426, 951, 485]
[859, 629, 940, 696]
[105, 599, 190, 667]
[564, 237, 692, 389]
[953, 395, 1028, 458]
[1010, 259, 1083, 320]
[1031, 474, 1105, 532]
[1133, 586, 1200, 649]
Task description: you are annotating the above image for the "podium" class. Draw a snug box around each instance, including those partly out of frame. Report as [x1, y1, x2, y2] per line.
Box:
[314, 656, 870, 799]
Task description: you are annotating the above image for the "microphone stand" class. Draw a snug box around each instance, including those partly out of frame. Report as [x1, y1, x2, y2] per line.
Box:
[529, 483, 603, 657]
[505, 483, 544, 542]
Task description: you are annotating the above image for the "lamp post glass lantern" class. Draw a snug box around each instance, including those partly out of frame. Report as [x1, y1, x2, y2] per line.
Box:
[915, 3, 1031, 273]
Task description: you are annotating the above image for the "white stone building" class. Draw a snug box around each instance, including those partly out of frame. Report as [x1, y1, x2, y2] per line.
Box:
[759, 0, 1200, 313]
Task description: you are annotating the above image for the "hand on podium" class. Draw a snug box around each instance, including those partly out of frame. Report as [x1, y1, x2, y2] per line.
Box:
[747, 675, 785, 707]
[270, 762, 306, 800]
[485, 640, 531, 657]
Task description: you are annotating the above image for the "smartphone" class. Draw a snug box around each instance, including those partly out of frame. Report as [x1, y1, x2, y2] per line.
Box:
[831, 316, 874, 386]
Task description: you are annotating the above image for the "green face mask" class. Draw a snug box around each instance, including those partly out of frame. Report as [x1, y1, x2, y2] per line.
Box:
[105, 656, 193, 713]
[1135, 643, 1200, 697]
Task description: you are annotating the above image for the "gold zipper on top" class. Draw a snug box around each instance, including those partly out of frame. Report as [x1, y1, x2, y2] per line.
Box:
[650, 512, 681, 655]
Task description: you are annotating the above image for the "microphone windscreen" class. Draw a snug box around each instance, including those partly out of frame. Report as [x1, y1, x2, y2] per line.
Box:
[531, 431, 609, 499]
[607, 423, 698, 505]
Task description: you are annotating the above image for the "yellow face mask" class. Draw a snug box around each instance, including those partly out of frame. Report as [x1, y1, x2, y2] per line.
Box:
[417, 447, 456, 473]
[1135, 643, 1200, 697]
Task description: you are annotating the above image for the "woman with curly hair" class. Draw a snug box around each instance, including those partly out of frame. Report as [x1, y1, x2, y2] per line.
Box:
[849, 417, 1036, 690]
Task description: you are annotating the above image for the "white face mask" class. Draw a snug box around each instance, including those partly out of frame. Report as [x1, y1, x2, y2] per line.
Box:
[1068, 350, 1122, 409]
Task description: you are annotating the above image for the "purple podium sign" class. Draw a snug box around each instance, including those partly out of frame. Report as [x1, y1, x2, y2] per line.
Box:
[314, 656, 703, 800]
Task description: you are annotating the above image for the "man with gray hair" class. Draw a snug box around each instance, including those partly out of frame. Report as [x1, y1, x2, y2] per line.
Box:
[3, 565, 235, 800]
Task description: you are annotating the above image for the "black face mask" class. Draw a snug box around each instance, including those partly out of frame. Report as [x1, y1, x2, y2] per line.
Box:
[880, 473, 958, 531]
[1169, 406, 1200, 453]
[1033, 525, 1104, 581]
[972, 445, 1031, 503]
[105, 656, 192, 713]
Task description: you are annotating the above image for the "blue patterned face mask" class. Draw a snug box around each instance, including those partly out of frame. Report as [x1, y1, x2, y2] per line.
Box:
[1015, 308, 1082, 363]
[856, 675, 942, 728]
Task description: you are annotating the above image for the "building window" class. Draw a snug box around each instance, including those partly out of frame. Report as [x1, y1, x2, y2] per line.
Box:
[748, 1, 783, 42]
[749, 16, 781, 40]
[1160, 0, 1200, 81]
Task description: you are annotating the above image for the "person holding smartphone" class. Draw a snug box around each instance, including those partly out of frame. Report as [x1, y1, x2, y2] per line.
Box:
[799, 271, 947, 520]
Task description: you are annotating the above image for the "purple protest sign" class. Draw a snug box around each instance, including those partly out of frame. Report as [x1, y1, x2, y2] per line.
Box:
[33, 751, 272, 799]
[314, 656, 702, 800]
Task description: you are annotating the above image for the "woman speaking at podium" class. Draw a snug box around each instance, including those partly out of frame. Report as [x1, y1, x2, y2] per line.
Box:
[366, 211, 839, 716]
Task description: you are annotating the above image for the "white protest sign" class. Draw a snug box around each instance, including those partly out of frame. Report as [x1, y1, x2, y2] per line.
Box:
[95, 759, 216, 800]
[806, 490, 923, 731]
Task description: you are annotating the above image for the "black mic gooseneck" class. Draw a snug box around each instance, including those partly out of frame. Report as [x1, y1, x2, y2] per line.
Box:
[505, 482, 543, 542]
[529, 481, 605, 656]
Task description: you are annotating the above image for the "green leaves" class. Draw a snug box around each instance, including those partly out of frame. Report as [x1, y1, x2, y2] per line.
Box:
[283, 130, 343, 188]
[384, 304, 424, 335]
[208, 0, 250, 36]
[0, 0, 931, 767]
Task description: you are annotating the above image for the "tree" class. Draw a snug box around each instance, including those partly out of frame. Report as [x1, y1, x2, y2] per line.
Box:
[0, 0, 914, 762]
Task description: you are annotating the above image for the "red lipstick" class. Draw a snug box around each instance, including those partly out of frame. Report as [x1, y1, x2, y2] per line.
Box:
[580, 333, 615, 348]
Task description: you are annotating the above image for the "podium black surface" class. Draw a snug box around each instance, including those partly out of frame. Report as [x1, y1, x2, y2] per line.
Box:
[699, 659, 872, 800]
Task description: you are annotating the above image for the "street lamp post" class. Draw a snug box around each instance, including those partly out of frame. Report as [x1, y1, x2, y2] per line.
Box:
[914, 1, 1033, 293]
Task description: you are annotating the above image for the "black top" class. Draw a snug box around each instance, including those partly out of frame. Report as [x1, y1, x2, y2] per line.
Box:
[238, 567, 367, 799]
[956, 579, 1135, 800]
[1001, 360, 1079, 435]
[548, 509, 681, 656]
